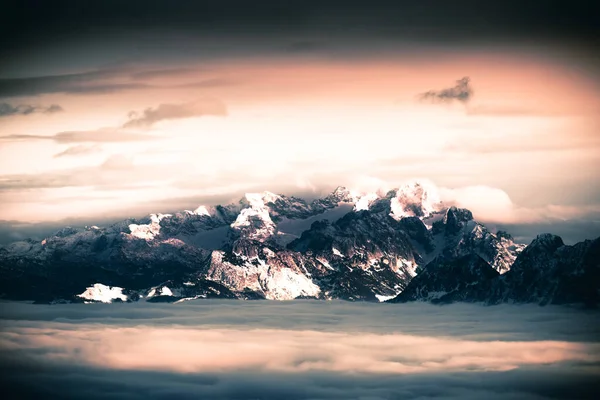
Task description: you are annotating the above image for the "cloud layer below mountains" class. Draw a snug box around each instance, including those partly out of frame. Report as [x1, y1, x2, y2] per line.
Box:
[1, 301, 599, 399]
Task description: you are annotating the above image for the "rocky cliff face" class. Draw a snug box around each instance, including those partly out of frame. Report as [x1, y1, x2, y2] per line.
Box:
[389, 234, 600, 306]
[389, 254, 499, 304]
[0, 183, 569, 305]
[486, 234, 600, 305]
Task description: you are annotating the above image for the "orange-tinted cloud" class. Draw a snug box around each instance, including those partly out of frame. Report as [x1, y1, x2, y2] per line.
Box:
[123, 99, 228, 128]
[1, 325, 598, 374]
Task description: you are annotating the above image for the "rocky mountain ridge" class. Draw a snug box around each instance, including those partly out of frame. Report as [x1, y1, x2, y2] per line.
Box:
[390, 234, 600, 306]
[1, 182, 594, 306]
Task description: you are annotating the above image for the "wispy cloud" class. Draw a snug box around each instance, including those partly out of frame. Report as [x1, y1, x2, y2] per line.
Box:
[100, 154, 135, 170]
[0, 102, 63, 117]
[0, 128, 157, 143]
[0, 67, 235, 98]
[439, 185, 600, 225]
[0, 98, 227, 143]
[417, 78, 576, 117]
[123, 100, 228, 128]
[130, 68, 196, 81]
[0, 69, 132, 97]
[419, 77, 473, 104]
[53, 144, 102, 158]
[466, 104, 541, 116]
[443, 131, 600, 154]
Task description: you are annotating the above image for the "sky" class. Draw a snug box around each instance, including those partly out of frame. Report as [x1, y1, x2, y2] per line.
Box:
[0, 0, 599, 243]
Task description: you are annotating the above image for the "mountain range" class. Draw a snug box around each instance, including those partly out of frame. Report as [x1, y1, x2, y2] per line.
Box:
[0, 182, 597, 306]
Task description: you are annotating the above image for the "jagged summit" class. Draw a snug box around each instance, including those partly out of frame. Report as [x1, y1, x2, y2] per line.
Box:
[438, 207, 474, 235]
[191, 205, 211, 216]
[1, 183, 594, 306]
[230, 193, 277, 241]
[186, 181, 444, 228]
[241, 191, 282, 207]
[388, 181, 443, 220]
[329, 186, 354, 202]
[529, 233, 565, 250]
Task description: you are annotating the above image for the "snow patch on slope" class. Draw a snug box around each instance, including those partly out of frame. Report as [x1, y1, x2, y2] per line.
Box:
[354, 193, 379, 211]
[262, 268, 321, 300]
[207, 251, 320, 300]
[192, 205, 211, 216]
[260, 191, 282, 204]
[77, 284, 127, 303]
[398, 258, 419, 278]
[129, 213, 171, 240]
[231, 193, 277, 240]
[375, 294, 397, 302]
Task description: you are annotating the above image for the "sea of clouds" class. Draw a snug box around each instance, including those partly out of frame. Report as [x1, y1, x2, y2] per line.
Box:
[1, 301, 599, 399]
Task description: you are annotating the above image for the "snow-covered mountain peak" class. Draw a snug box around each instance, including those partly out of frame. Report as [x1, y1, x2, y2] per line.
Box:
[128, 213, 172, 240]
[9, 184, 599, 306]
[241, 191, 283, 207]
[353, 192, 379, 211]
[426, 206, 524, 274]
[328, 186, 355, 202]
[191, 205, 211, 216]
[388, 181, 443, 220]
[231, 194, 277, 240]
[259, 191, 283, 204]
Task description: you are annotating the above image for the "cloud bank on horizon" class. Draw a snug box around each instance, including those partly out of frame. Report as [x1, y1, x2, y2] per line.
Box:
[0, 0, 598, 244]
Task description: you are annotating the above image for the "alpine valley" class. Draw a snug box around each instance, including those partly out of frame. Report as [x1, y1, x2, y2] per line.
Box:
[1, 182, 598, 306]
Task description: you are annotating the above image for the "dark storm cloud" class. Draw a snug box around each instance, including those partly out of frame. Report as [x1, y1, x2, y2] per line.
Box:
[0, 102, 63, 116]
[123, 100, 228, 128]
[419, 77, 473, 104]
